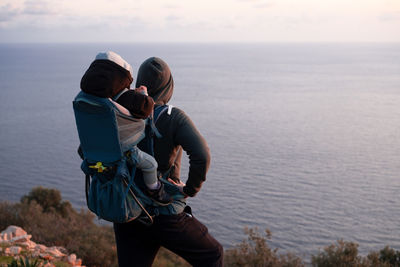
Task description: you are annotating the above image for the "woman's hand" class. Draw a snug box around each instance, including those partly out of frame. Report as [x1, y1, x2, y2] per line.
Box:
[168, 178, 188, 198]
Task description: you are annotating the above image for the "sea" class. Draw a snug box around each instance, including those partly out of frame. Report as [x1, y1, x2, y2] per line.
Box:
[0, 43, 399, 260]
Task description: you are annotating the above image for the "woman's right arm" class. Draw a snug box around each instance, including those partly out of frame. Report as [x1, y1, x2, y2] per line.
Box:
[173, 109, 211, 197]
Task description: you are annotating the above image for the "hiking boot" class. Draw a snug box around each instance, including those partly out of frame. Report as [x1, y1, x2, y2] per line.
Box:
[147, 182, 172, 206]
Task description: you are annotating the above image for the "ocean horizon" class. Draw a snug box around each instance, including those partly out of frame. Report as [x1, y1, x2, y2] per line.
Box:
[0, 42, 399, 259]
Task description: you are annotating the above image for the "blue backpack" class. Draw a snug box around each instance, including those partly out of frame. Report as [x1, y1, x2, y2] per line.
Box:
[73, 91, 181, 224]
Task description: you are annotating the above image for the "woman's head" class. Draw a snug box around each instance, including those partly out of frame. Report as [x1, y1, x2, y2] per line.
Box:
[135, 57, 174, 105]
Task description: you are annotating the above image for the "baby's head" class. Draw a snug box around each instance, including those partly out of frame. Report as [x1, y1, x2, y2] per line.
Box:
[81, 51, 133, 98]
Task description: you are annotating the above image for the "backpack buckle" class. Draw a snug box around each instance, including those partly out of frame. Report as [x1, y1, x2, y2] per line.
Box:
[89, 162, 109, 173]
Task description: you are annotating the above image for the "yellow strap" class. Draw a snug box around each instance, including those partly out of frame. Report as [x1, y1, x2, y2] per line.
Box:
[89, 162, 108, 173]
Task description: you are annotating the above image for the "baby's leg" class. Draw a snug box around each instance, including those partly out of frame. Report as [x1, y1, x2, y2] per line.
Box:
[135, 148, 159, 190]
[134, 147, 172, 205]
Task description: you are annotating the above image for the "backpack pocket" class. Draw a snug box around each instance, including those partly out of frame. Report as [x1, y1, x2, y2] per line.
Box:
[82, 159, 143, 223]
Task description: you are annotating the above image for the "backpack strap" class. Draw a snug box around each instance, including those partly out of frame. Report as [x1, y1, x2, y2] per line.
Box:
[150, 105, 172, 138]
[154, 104, 173, 123]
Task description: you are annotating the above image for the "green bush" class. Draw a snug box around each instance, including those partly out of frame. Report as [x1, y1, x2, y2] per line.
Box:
[0, 256, 15, 266]
[0, 187, 117, 267]
[311, 240, 400, 267]
[311, 240, 367, 267]
[378, 246, 400, 266]
[2, 187, 400, 267]
[7, 257, 40, 267]
[0, 187, 190, 267]
[20, 186, 73, 217]
[224, 227, 304, 267]
[225, 228, 400, 267]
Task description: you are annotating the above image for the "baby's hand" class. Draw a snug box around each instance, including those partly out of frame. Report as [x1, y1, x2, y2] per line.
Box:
[135, 85, 148, 96]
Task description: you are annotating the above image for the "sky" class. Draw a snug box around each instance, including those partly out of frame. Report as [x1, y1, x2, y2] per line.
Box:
[0, 0, 399, 43]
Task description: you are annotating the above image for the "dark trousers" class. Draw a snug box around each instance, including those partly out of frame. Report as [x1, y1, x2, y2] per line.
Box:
[113, 209, 224, 267]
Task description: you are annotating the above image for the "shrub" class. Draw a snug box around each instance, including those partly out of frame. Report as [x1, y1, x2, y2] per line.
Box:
[0, 256, 15, 266]
[378, 246, 400, 266]
[20, 187, 73, 217]
[0, 187, 191, 267]
[0, 202, 23, 231]
[3, 187, 400, 267]
[311, 240, 366, 267]
[224, 227, 304, 267]
[7, 257, 40, 267]
[0, 188, 117, 267]
[311, 240, 400, 267]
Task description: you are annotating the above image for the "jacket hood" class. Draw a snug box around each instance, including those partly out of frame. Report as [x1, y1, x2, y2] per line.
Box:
[80, 51, 133, 98]
[135, 57, 174, 105]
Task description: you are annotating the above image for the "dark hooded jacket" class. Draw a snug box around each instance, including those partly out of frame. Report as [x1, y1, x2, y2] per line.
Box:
[131, 57, 210, 197]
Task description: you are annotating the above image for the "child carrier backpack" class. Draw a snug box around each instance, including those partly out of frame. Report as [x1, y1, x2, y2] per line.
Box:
[73, 91, 180, 224]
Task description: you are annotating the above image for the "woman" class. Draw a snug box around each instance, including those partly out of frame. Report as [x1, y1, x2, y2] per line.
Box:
[113, 57, 223, 267]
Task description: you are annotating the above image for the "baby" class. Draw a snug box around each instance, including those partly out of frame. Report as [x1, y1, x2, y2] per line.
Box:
[116, 85, 172, 205]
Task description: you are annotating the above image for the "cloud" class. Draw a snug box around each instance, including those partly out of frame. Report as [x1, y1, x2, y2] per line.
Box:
[23, 0, 60, 15]
[378, 11, 400, 21]
[236, 0, 274, 10]
[223, 23, 236, 29]
[0, 4, 20, 23]
[254, 2, 274, 8]
[163, 4, 179, 9]
[0, 0, 63, 28]
[237, 0, 273, 3]
[286, 16, 312, 24]
[165, 15, 180, 21]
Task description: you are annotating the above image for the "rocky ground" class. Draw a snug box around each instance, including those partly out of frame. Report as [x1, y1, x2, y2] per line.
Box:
[0, 225, 84, 267]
